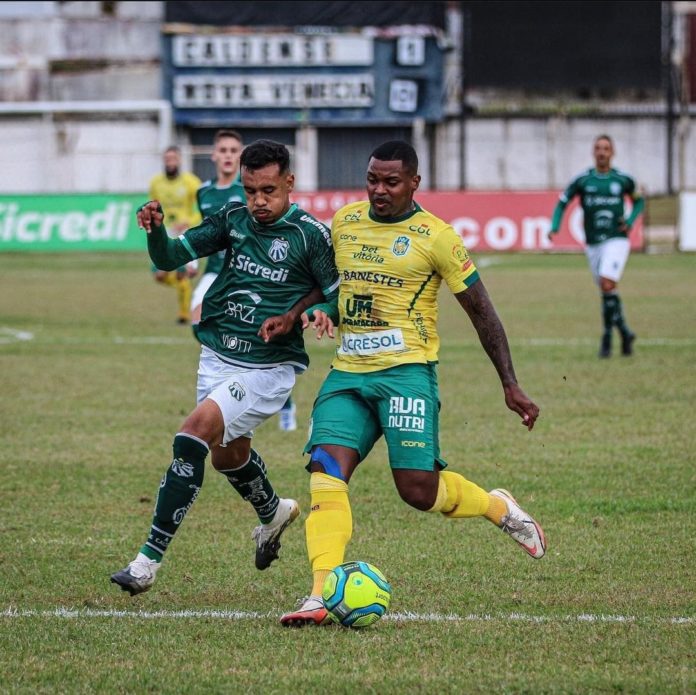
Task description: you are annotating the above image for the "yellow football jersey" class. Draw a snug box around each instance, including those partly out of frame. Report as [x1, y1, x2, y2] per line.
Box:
[331, 200, 479, 373]
[149, 171, 202, 231]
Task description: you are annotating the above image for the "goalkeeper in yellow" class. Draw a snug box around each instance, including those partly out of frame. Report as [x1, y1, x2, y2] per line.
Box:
[280, 141, 546, 627]
[148, 146, 202, 324]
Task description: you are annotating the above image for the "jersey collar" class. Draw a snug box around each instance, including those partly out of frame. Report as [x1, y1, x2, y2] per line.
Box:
[368, 201, 422, 224]
[251, 203, 297, 230]
[214, 171, 241, 190]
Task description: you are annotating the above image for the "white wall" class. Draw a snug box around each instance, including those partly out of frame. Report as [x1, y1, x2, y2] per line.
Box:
[435, 115, 695, 195]
[0, 117, 161, 192]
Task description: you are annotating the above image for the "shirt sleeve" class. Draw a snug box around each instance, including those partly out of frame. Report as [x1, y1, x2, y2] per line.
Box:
[306, 225, 340, 323]
[551, 176, 580, 232]
[180, 204, 239, 260]
[429, 223, 480, 295]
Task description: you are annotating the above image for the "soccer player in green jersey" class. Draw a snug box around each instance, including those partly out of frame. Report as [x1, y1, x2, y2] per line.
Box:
[191, 129, 299, 431]
[111, 140, 339, 596]
[190, 129, 245, 328]
[279, 141, 545, 627]
[549, 134, 645, 358]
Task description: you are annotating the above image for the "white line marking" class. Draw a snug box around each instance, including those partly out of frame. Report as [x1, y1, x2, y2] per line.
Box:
[1, 325, 694, 349]
[1, 607, 691, 625]
[0, 327, 34, 344]
[113, 336, 193, 345]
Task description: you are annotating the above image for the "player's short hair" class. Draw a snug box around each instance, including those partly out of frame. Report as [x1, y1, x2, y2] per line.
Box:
[214, 129, 243, 145]
[595, 134, 614, 146]
[240, 139, 290, 174]
[370, 140, 418, 175]
[164, 145, 180, 155]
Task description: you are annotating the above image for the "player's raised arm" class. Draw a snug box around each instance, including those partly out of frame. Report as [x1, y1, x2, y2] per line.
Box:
[455, 281, 539, 430]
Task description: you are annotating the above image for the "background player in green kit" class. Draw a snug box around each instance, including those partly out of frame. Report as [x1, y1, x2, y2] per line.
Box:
[190, 129, 245, 329]
[280, 141, 545, 627]
[549, 134, 645, 358]
[111, 140, 339, 596]
[192, 129, 298, 431]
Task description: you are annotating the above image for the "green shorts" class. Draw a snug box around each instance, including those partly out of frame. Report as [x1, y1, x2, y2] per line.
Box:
[305, 363, 446, 471]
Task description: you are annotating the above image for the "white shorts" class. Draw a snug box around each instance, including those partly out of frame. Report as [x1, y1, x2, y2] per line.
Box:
[196, 346, 295, 444]
[584, 237, 630, 285]
[191, 272, 217, 311]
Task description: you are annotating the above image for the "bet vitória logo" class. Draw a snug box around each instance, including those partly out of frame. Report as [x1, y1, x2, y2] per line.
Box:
[321, 561, 392, 628]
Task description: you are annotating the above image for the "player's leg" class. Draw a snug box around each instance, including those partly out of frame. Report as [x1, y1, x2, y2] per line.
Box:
[598, 239, 634, 356]
[212, 439, 299, 570]
[278, 394, 297, 431]
[203, 361, 299, 569]
[378, 364, 545, 558]
[281, 372, 379, 627]
[585, 244, 614, 357]
[175, 269, 192, 324]
[153, 268, 176, 287]
[110, 399, 220, 595]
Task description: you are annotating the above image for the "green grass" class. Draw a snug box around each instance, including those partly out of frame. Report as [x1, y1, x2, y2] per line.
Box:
[1, 251, 694, 694]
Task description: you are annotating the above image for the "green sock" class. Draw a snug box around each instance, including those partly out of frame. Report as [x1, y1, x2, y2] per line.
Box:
[612, 293, 631, 335]
[140, 433, 208, 561]
[219, 449, 279, 523]
[601, 293, 617, 337]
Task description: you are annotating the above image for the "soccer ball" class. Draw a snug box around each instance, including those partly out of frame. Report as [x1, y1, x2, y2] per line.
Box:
[322, 561, 392, 628]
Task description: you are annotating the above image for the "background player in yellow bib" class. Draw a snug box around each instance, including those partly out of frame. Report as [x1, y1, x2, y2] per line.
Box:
[148, 145, 202, 324]
[280, 141, 546, 627]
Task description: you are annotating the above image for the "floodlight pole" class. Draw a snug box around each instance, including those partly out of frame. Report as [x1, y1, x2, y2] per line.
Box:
[663, 1, 675, 195]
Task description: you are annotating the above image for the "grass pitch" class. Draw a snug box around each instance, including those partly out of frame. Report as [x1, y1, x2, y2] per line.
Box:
[0, 251, 694, 693]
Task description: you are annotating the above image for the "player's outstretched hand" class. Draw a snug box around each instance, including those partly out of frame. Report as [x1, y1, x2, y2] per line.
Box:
[258, 313, 296, 343]
[301, 310, 335, 340]
[503, 383, 540, 431]
[137, 201, 164, 233]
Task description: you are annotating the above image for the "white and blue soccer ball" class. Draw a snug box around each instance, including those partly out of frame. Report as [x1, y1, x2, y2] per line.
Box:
[322, 561, 392, 628]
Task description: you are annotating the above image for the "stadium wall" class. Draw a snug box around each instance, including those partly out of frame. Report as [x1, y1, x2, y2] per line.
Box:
[0, 112, 693, 195]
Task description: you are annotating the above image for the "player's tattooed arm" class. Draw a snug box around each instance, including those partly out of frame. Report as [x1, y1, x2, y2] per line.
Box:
[455, 281, 539, 430]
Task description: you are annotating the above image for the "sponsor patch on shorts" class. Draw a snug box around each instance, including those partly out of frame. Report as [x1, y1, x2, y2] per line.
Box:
[338, 329, 405, 356]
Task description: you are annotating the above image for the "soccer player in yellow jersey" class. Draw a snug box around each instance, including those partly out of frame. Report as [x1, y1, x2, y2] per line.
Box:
[280, 141, 546, 626]
[148, 146, 202, 324]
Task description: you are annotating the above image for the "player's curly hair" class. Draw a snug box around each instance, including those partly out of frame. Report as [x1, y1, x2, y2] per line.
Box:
[370, 140, 418, 175]
[240, 139, 290, 173]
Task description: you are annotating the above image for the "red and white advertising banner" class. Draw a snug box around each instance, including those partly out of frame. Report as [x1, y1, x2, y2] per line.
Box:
[292, 190, 644, 252]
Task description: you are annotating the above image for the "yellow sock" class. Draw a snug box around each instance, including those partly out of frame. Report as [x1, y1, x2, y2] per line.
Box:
[161, 271, 177, 287]
[428, 471, 499, 520]
[305, 472, 352, 596]
[176, 277, 192, 321]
